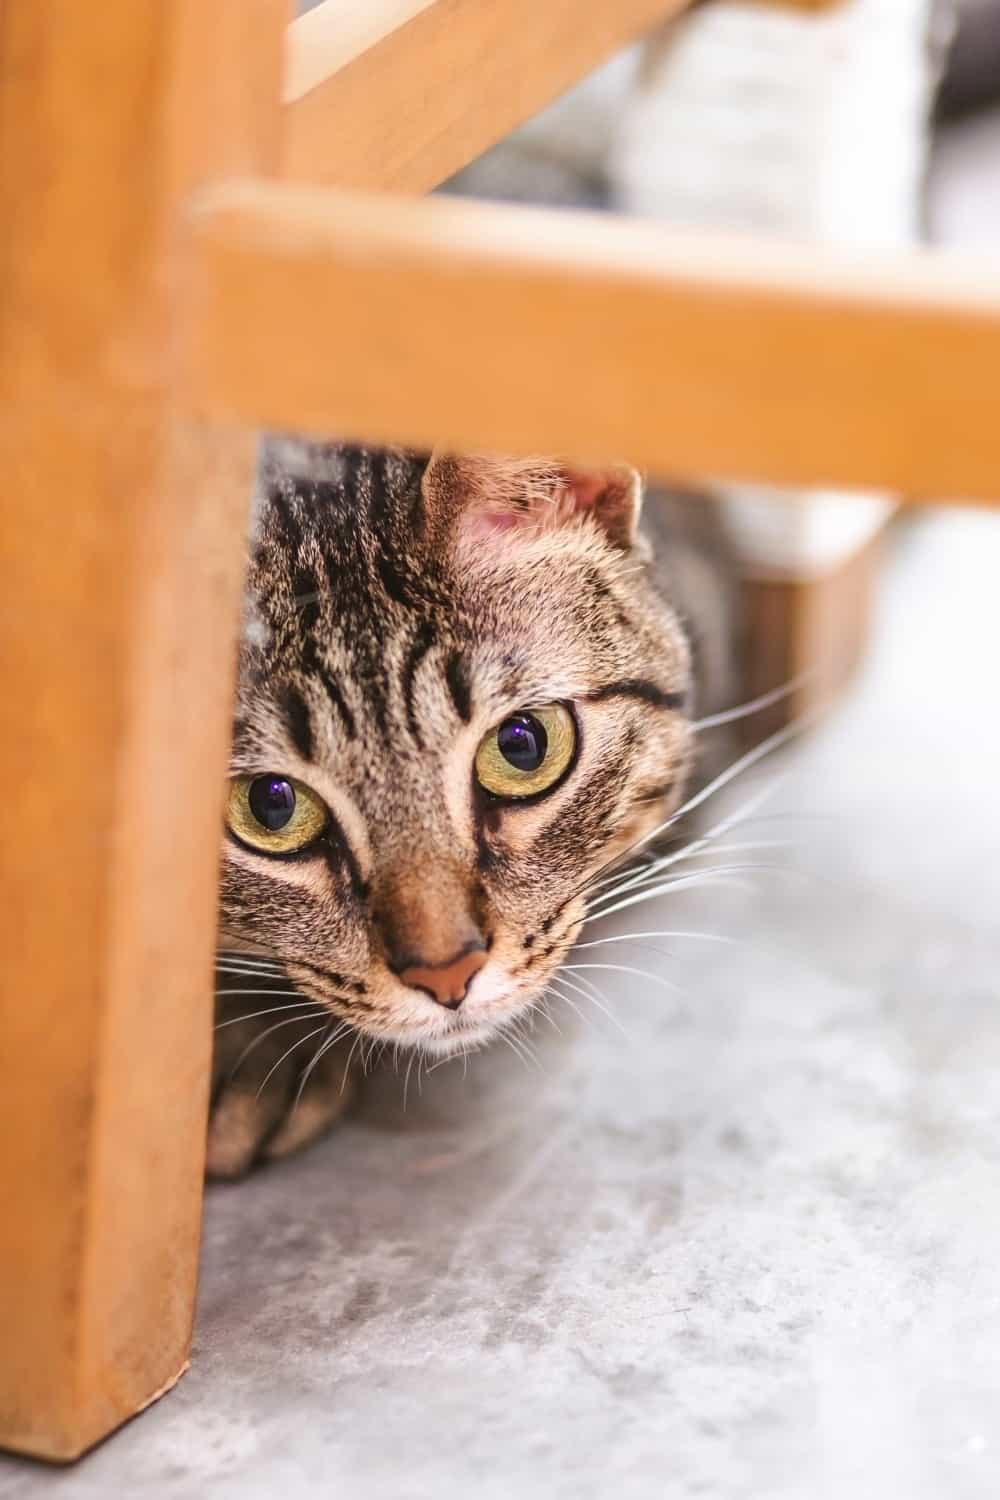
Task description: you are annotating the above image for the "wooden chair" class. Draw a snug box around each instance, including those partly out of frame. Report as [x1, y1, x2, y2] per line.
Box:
[1, 0, 995, 1462]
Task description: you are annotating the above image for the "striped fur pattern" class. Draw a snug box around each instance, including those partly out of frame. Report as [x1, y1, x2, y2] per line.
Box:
[210, 441, 707, 1174]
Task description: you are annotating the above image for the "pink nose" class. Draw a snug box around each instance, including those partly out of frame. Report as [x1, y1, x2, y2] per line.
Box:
[397, 946, 488, 1009]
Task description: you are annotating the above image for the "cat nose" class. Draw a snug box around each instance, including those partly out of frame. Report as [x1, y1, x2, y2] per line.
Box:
[394, 943, 488, 1009]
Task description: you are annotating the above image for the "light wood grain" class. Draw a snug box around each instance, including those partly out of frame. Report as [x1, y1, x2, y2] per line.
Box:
[282, 0, 692, 193]
[183, 181, 1000, 504]
[741, 532, 884, 738]
[0, 0, 286, 1462]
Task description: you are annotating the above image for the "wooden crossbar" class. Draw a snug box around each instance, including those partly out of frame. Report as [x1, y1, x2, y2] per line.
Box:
[184, 181, 1000, 504]
[282, 0, 842, 194]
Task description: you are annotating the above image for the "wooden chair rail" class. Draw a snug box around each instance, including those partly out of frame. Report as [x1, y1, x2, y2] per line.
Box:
[282, 0, 843, 194]
[184, 180, 1000, 504]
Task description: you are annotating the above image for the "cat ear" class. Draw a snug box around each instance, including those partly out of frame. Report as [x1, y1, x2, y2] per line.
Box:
[421, 452, 643, 552]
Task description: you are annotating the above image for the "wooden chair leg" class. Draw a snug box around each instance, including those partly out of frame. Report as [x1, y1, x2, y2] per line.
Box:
[740, 528, 886, 739]
[0, 1, 286, 1461]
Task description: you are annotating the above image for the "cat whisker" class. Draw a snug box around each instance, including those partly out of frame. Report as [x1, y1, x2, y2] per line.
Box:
[589, 854, 660, 892]
[530, 997, 562, 1035]
[215, 971, 296, 988]
[690, 837, 794, 857]
[215, 1002, 320, 1026]
[654, 856, 810, 889]
[216, 942, 284, 969]
[585, 864, 736, 919]
[214, 986, 310, 1001]
[546, 973, 588, 1027]
[584, 769, 792, 910]
[691, 672, 813, 732]
[549, 968, 614, 1029]
[291, 1019, 356, 1113]
[371, 1039, 389, 1078]
[642, 713, 820, 847]
[217, 946, 284, 964]
[424, 1034, 486, 1075]
[496, 1024, 540, 1071]
[506, 1014, 541, 1066]
[581, 937, 707, 967]
[581, 711, 815, 906]
[341, 1029, 365, 1094]
[583, 865, 782, 924]
[514, 1010, 545, 1055]
[586, 837, 795, 914]
[254, 1025, 328, 1100]
[227, 1012, 323, 1083]
[574, 929, 733, 949]
[620, 857, 796, 891]
[215, 957, 282, 970]
[361, 1033, 381, 1077]
[291, 1023, 336, 1110]
[215, 1002, 319, 1030]
[585, 778, 786, 911]
[214, 967, 293, 984]
[563, 961, 681, 996]
[551, 969, 632, 1040]
[574, 747, 792, 911]
[637, 836, 795, 873]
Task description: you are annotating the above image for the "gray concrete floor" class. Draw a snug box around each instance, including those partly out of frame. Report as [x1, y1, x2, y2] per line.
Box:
[4, 121, 1000, 1500]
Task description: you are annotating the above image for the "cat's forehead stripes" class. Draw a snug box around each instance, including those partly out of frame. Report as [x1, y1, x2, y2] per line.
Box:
[444, 651, 474, 724]
[279, 682, 314, 762]
[586, 678, 688, 711]
[400, 619, 438, 749]
[248, 449, 464, 755]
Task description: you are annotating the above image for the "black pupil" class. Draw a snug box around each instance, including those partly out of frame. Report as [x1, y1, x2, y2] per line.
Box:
[497, 714, 547, 773]
[248, 776, 296, 832]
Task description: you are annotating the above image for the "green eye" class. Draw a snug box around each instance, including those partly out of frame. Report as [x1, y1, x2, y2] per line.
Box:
[475, 704, 576, 800]
[226, 774, 328, 854]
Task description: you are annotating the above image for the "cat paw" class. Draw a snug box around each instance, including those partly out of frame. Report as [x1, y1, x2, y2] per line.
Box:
[207, 1000, 359, 1179]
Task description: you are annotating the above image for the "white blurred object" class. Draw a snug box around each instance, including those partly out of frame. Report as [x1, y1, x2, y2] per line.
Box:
[615, 0, 936, 248]
[712, 489, 896, 579]
[928, 102, 1000, 245]
[612, 0, 942, 575]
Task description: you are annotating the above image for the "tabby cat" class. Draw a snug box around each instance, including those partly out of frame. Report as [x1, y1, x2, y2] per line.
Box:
[209, 442, 736, 1176]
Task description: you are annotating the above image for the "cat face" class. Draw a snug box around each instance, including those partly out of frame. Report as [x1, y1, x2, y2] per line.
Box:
[220, 445, 693, 1057]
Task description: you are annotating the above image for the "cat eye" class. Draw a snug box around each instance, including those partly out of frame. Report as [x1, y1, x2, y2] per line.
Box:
[226, 774, 329, 854]
[474, 704, 576, 800]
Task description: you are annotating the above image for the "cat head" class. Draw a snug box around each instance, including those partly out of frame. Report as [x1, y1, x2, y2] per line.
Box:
[221, 443, 693, 1056]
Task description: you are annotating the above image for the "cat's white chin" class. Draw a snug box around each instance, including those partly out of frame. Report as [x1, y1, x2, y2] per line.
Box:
[413, 995, 540, 1058]
[372, 1006, 513, 1058]
[415, 1022, 497, 1059]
